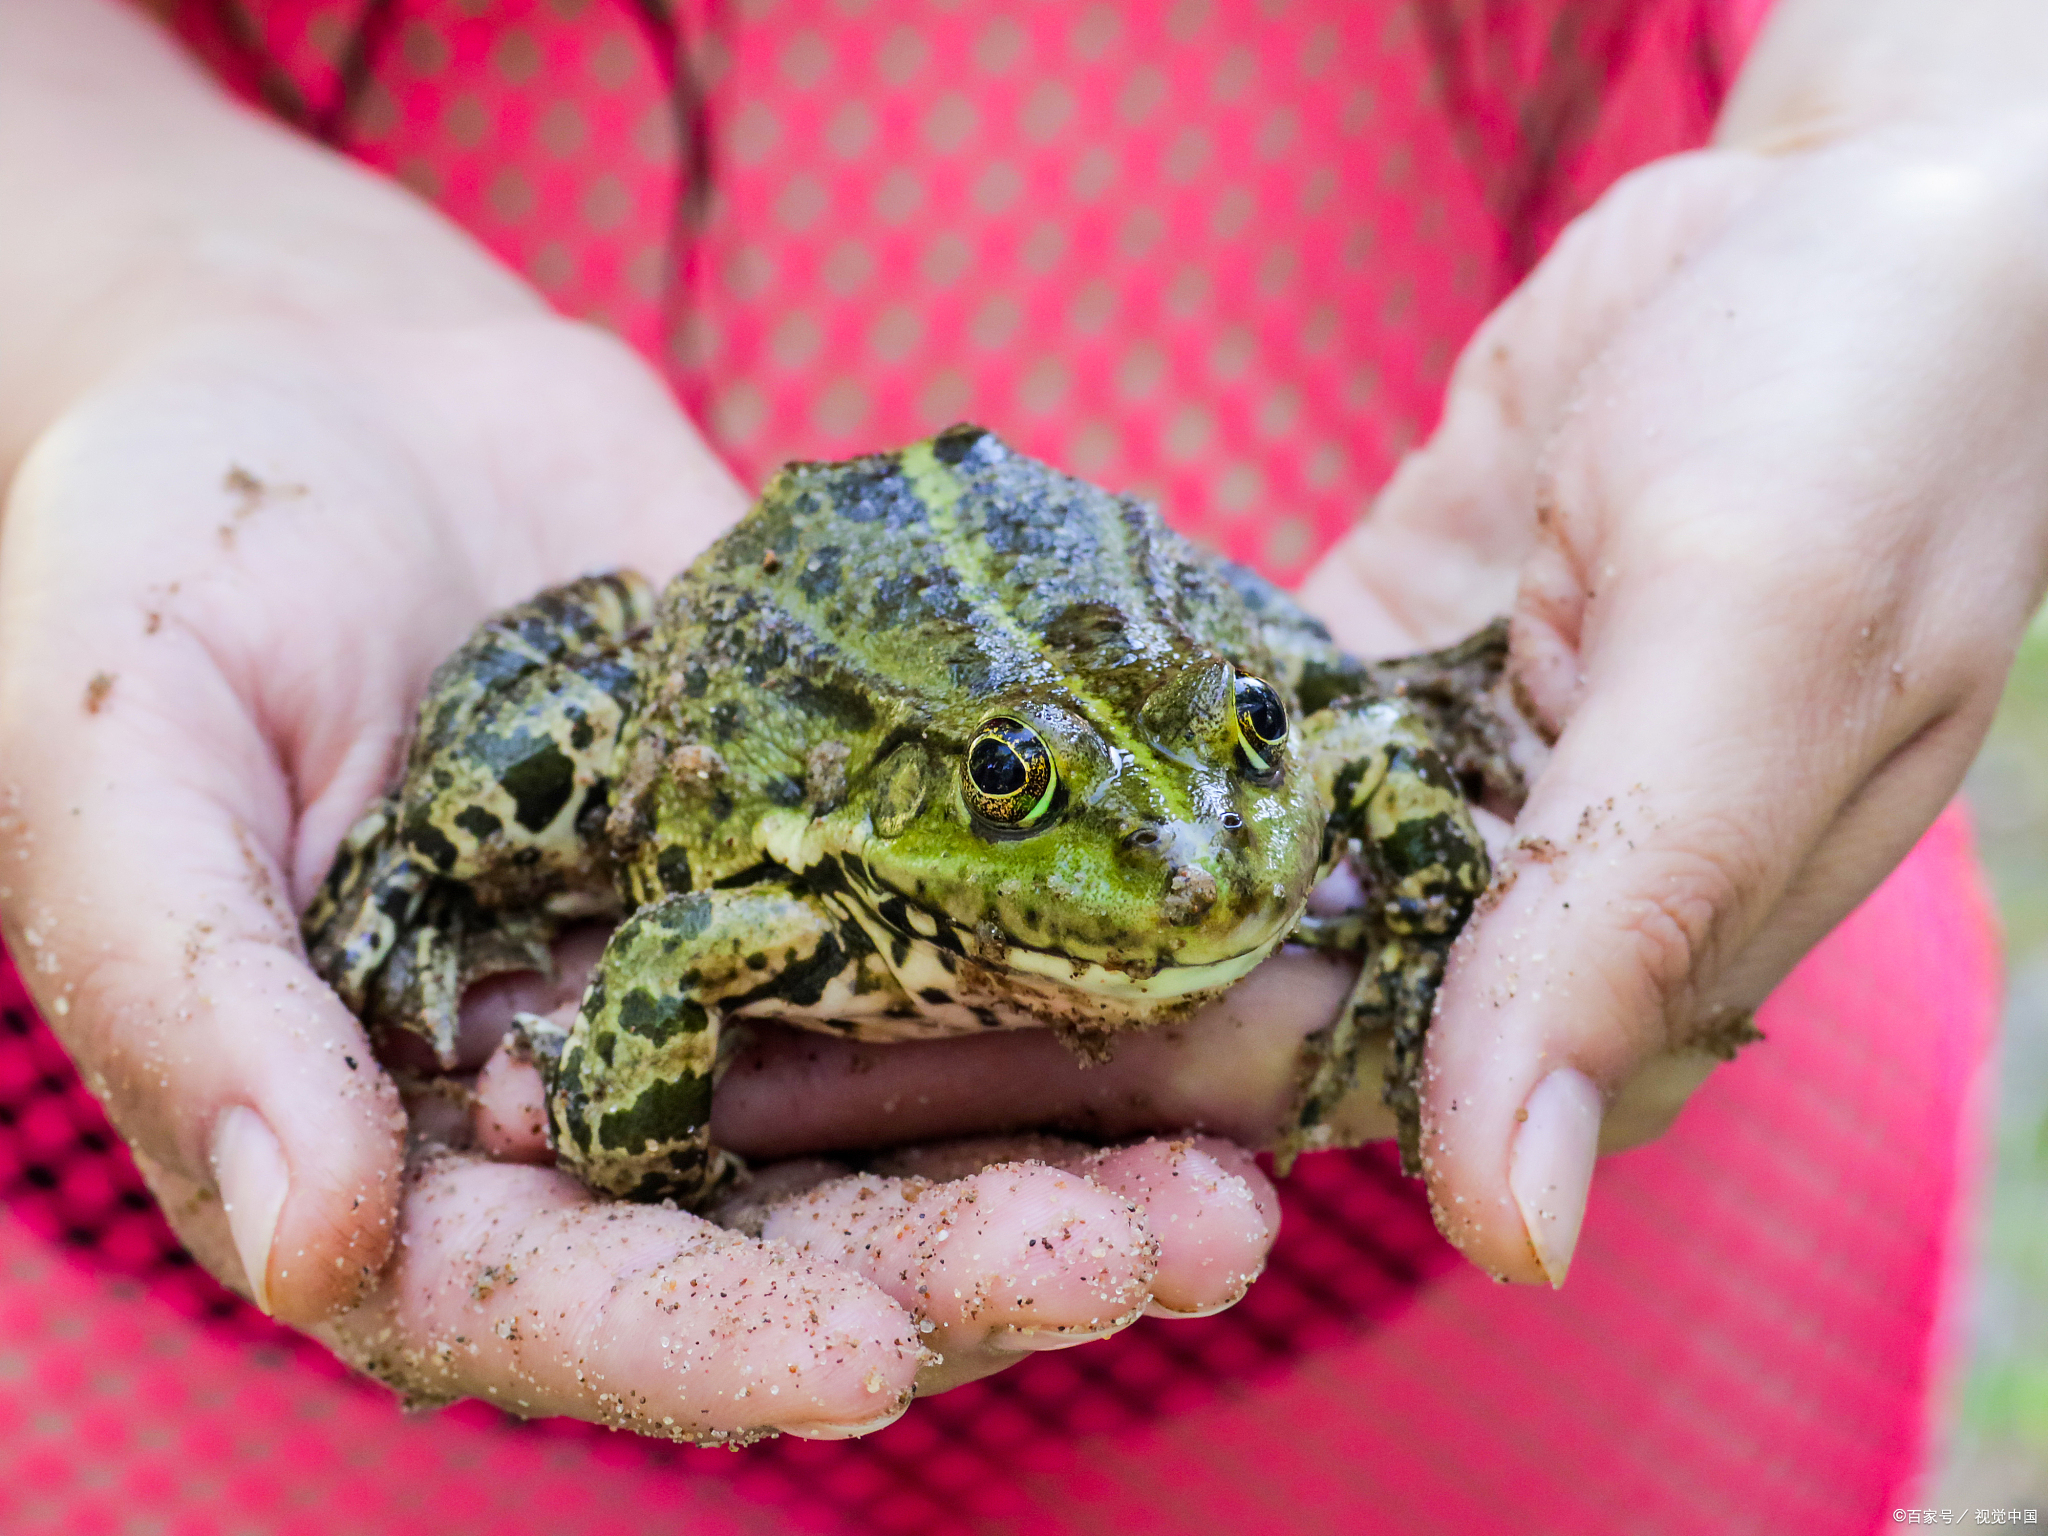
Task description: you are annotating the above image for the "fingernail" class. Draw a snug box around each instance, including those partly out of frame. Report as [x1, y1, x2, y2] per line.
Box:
[1507, 1068, 1602, 1288]
[210, 1106, 288, 1315]
[986, 1311, 1139, 1353]
[783, 1402, 911, 1440]
[1142, 1268, 1262, 1320]
[1143, 1295, 1241, 1321]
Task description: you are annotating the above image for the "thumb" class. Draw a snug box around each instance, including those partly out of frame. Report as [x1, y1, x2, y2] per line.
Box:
[1420, 511, 1994, 1284]
[0, 692, 408, 1325]
[0, 443, 405, 1327]
[1420, 629, 1778, 1282]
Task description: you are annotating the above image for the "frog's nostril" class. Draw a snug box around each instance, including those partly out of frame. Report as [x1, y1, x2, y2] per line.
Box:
[1220, 812, 1244, 832]
[1125, 826, 1162, 850]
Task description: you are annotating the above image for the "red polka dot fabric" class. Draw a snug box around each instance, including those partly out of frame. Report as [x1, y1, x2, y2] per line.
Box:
[147, 0, 1755, 579]
[3, 1, 1990, 1530]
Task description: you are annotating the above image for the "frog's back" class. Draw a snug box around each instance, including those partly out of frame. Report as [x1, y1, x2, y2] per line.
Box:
[659, 428, 1261, 727]
[702, 426, 1271, 676]
[636, 425, 1354, 883]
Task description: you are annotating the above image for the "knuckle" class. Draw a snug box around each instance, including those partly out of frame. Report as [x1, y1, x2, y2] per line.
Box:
[1597, 832, 1757, 1027]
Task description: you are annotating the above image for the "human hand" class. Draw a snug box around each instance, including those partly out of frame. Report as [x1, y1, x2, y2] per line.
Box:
[1310, 115, 2048, 1283]
[0, 0, 1286, 1438]
[714, 111, 2048, 1292]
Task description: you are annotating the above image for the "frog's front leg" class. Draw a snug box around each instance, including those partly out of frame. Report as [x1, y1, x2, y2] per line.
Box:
[1284, 699, 1489, 1176]
[529, 882, 887, 1206]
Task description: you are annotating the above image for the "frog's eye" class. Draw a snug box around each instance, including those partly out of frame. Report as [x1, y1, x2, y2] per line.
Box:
[964, 718, 1058, 829]
[1233, 672, 1288, 779]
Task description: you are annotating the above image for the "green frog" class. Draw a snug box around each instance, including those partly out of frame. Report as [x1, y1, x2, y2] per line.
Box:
[304, 425, 1519, 1205]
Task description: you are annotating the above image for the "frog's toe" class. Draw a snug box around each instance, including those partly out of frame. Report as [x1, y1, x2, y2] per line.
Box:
[302, 800, 421, 1015]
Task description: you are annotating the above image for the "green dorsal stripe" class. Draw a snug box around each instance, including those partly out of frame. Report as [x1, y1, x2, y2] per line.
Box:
[897, 440, 1196, 823]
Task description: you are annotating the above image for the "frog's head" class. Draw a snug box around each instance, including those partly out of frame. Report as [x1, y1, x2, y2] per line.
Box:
[841, 655, 1325, 1016]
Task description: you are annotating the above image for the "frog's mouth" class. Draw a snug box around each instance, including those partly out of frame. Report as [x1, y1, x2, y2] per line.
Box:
[986, 927, 1284, 1002]
[854, 875, 1300, 1008]
[797, 842, 1303, 1014]
[842, 902, 1288, 1026]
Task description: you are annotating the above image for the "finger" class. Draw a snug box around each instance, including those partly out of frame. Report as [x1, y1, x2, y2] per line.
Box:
[714, 948, 1364, 1156]
[870, 1133, 1281, 1318]
[750, 1160, 1159, 1392]
[476, 1022, 1279, 1327]
[474, 1035, 554, 1162]
[298, 1151, 921, 1443]
[1426, 546, 1978, 1279]
[0, 705, 405, 1324]
[0, 399, 443, 1323]
[1428, 485, 2023, 1287]
[468, 1056, 1245, 1392]
[1574, 693, 1997, 1161]
[0, 654, 403, 1323]
[1071, 1137, 1278, 1317]
[579, 1129, 1188, 1371]
[1296, 149, 1773, 652]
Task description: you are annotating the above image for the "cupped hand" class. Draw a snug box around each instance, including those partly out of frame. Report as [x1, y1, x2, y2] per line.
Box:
[717, 113, 2048, 1289]
[0, 306, 1278, 1440]
[1322, 117, 2048, 1283]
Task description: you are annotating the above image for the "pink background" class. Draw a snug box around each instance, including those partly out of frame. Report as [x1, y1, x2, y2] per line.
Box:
[0, 1, 1999, 1529]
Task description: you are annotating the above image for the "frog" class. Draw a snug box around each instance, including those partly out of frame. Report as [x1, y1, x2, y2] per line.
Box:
[303, 424, 1522, 1206]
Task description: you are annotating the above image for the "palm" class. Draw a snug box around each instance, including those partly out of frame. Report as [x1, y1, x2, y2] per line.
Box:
[0, 310, 1281, 1438]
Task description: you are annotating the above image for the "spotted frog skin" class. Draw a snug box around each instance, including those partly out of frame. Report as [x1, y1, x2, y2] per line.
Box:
[305, 426, 1520, 1203]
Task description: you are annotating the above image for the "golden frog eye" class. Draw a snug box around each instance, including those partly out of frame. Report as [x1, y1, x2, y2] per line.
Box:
[1233, 672, 1288, 778]
[964, 718, 1057, 828]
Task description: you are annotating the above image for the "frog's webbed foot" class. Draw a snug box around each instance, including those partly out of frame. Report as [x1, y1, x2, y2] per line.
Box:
[304, 796, 557, 1067]
[507, 1008, 567, 1070]
[1355, 617, 1529, 818]
[303, 796, 420, 1017]
[1285, 698, 1490, 1176]
[1281, 932, 1453, 1177]
[366, 884, 555, 1066]
[544, 882, 876, 1207]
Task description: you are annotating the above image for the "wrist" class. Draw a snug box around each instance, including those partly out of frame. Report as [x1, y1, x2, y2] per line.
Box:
[1718, 0, 2048, 151]
[0, 0, 540, 480]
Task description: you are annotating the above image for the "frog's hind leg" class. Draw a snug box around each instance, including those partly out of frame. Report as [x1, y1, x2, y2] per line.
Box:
[301, 573, 654, 1065]
[302, 796, 530, 1067]
[396, 571, 655, 906]
[1285, 699, 1490, 1176]
[540, 883, 880, 1207]
[303, 801, 580, 1067]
